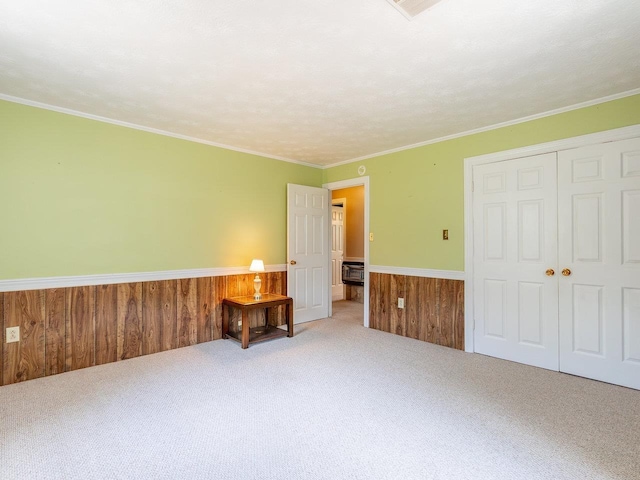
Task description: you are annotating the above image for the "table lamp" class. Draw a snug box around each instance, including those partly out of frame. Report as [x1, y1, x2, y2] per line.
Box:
[249, 259, 265, 300]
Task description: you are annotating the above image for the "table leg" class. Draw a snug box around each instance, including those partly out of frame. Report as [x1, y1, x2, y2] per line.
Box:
[241, 309, 250, 349]
[286, 300, 293, 337]
[222, 305, 229, 339]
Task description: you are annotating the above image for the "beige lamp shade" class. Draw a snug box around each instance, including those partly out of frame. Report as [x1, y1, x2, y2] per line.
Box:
[249, 259, 265, 272]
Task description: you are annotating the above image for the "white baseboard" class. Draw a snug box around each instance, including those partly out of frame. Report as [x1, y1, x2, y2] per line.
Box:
[0, 264, 287, 293]
[368, 265, 464, 281]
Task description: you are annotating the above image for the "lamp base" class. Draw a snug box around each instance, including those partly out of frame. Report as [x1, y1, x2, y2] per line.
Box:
[253, 274, 262, 300]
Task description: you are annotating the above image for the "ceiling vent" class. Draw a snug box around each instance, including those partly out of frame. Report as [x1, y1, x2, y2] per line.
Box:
[387, 0, 443, 20]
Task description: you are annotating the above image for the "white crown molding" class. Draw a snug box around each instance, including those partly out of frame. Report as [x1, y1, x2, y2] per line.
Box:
[5, 87, 638, 172]
[0, 264, 287, 293]
[463, 123, 640, 166]
[322, 87, 640, 169]
[369, 265, 464, 281]
[0, 94, 321, 170]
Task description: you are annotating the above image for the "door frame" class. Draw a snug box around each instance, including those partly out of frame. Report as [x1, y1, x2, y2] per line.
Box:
[323, 176, 370, 327]
[463, 124, 640, 353]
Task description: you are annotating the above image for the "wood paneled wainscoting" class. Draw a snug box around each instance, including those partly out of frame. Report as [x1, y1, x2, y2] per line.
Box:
[0, 272, 286, 386]
[369, 272, 464, 351]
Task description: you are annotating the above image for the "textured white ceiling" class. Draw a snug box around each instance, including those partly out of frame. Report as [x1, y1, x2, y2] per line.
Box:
[1, 0, 639, 166]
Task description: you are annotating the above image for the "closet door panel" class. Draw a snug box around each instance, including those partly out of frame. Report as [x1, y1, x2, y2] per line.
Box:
[558, 137, 640, 390]
[473, 152, 559, 370]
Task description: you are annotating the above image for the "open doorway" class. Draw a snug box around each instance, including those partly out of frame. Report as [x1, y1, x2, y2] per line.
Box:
[324, 177, 369, 327]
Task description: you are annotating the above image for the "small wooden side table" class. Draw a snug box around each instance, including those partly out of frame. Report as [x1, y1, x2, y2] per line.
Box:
[222, 293, 293, 349]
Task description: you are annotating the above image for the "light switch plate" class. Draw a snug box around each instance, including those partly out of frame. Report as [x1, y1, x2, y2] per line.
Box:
[398, 298, 405, 309]
[369, 232, 374, 241]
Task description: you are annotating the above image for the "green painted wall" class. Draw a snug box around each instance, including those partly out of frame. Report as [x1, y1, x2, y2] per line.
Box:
[4, 94, 639, 280]
[0, 100, 322, 280]
[323, 94, 640, 271]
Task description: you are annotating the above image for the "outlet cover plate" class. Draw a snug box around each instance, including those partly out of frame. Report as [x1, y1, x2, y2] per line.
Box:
[398, 298, 405, 309]
[6, 326, 20, 343]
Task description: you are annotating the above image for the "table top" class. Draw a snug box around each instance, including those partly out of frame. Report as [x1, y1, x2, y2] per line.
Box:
[222, 293, 292, 307]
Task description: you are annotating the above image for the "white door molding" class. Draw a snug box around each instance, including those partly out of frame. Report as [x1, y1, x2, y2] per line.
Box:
[323, 176, 370, 328]
[464, 123, 640, 353]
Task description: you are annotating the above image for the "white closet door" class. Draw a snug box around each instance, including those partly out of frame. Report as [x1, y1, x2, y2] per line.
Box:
[473, 153, 559, 370]
[558, 137, 640, 390]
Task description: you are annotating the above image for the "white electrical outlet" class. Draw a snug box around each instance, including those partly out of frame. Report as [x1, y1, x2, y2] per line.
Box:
[6, 326, 20, 343]
[398, 298, 405, 309]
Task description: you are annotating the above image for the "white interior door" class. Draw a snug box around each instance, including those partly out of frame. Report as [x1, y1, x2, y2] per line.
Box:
[287, 184, 329, 324]
[558, 138, 640, 390]
[331, 205, 345, 301]
[473, 153, 559, 370]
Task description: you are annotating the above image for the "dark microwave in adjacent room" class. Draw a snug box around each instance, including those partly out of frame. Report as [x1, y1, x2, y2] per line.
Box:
[342, 261, 364, 286]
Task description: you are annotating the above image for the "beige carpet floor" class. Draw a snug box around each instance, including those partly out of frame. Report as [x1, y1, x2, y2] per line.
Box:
[1, 300, 638, 480]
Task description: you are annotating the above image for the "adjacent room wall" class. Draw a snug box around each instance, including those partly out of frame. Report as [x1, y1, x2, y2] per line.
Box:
[331, 186, 364, 260]
[0, 100, 322, 281]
